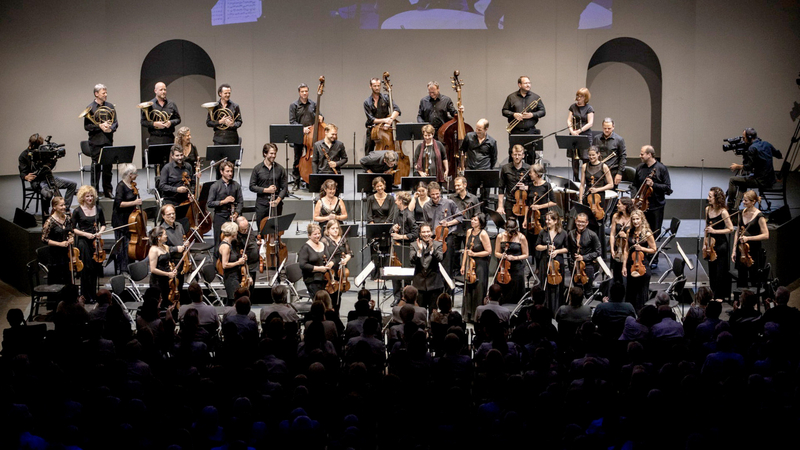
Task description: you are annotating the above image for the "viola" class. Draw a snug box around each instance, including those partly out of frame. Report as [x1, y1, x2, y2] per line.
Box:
[586, 176, 605, 221]
[572, 234, 588, 285]
[299, 76, 326, 184]
[525, 193, 542, 233]
[127, 181, 149, 261]
[547, 256, 562, 286]
[338, 264, 351, 294]
[464, 234, 477, 284]
[92, 222, 106, 264]
[738, 226, 754, 267]
[434, 207, 449, 253]
[703, 233, 717, 262]
[633, 167, 656, 212]
[239, 248, 252, 288]
[630, 231, 647, 277]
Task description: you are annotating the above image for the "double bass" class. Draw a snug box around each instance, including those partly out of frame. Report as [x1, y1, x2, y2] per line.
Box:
[127, 181, 148, 261]
[438, 70, 473, 189]
[298, 76, 327, 184]
[371, 72, 410, 185]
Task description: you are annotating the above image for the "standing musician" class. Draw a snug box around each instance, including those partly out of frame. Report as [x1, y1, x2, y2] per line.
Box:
[84, 83, 118, 198]
[313, 179, 348, 225]
[41, 196, 74, 286]
[250, 143, 288, 224]
[417, 81, 457, 136]
[579, 146, 614, 258]
[411, 224, 444, 310]
[218, 221, 249, 302]
[148, 226, 178, 305]
[312, 123, 348, 175]
[567, 213, 601, 297]
[72, 185, 106, 302]
[462, 118, 497, 171]
[592, 118, 627, 187]
[206, 84, 242, 145]
[390, 192, 419, 304]
[360, 149, 398, 174]
[704, 187, 734, 300]
[366, 177, 396, 224]
[112, 164, 142, 273]
[207, 160, 244, 247]
[413, 124, 448, 184]
[159, 146, 195, 231]
[299, 223, 333, 300]
[567, 88, 595, 181]
[621, 210, 656, 310]
[174, 127, 200, 169]
[141, 82, 181, 145]
[609, 198, 634, 284]
[409, 181, 431, 224]
[460, 213, 492, 322]
[236, 216, 260, 285]
[496, 144, 531, 222]
[502, 76, 545, 161]
[731, 190, 769, 288]
[631, 145, 672, 269]
[290, 83, 318, 187]
[364, 77, 401, 154]
[535, 211, 568, 313]
[322, 220, 353, 312]
[450, 176, 480, 277]
[523, 163, 557, 245]
[160, 204, 187, 297]
[19, 133, 77, 212]
[494, 217, 529, 305]
[423, 181, 461, 283]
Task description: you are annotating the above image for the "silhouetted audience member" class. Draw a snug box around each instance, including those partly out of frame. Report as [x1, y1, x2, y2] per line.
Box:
[620, 304, 659, 341]
[259, 285, 300, 324]
[592, 282, 636, 339]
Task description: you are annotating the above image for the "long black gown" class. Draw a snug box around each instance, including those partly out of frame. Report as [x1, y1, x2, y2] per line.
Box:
[72, 205, 106, 301]
[706, 210, 731, 299]
[462, 229, 490, 322]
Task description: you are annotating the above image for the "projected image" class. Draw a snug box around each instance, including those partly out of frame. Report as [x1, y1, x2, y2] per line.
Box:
[212, 0, 262, 26]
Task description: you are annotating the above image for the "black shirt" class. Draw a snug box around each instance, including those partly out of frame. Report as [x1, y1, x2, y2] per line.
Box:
[567, 228, 601, 265]
[568, 103, 594, 132]
[207, 179, 244, 219]
[499, 162, 531, 200]
[112, 181, 137, 229]
[206, 100, 242, 141]
[249, 161, 288, 205]
[367, 195, 396, 224]
[390, 207, 418, 242]
[417, 94, 456, 131]
[162, 220, 186, 259]
[632, 161, 672, 210]
[84, 100, 118, 148]
[502, 91, 545, 132]
[743, 139, 778, 187]
[450, 191, 480, 236]
[364, 93, 400, 128]
[159, 161, 194, 204]
[289, 98, 317, 127]
[460, 132, 498, 169]
[140, 97, 181, 137]
[312, 139, 348, 174]
[360, 150, 392, 173]
[592, 132, 627, 178]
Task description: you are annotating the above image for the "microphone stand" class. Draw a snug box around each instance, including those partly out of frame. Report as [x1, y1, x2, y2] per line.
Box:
[694, 159, 704, 294]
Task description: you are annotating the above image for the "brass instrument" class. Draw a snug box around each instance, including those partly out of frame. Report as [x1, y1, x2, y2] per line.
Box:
[79, 105, 115, 127]
[506, 96, 542, 133]
[137, 101, 171, 123]
[202, 101, 240, 130]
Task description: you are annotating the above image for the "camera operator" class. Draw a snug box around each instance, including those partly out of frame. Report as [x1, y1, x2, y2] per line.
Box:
[18, 133, 77, 214]
[725, 128, 779, 212]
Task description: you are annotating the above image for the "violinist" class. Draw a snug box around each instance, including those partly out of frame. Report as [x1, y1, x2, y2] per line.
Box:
[218, 221, 249, 302]
[160, 204, 186, 296]
[704, 187, 734, 300]
[250, 143, 288, 224]
[450, 176, 480, 272]
[390, 192, 418, 304]
[460, 213, 492, 322]
[72, 185, 106, 303]
[496, 144, 531, 220]
[290, 83, 318, 188]
[322, 220, 353, 312]
[423, 181, 461, 279]
[207, 160, 244, 247]
[411, 224, 444, 310]
[535, 211, 568, 312]
[494, 217, 529, 304]
[631, 145, 672, 269]
[579, 146, 614, 256]
[359, 149, 398, 174]
[236, 216, 260, 284]
[413, 124, 448, 184]
[112, 164, 142, 273]
[313, 179, 348, 225]
[566, 88, 595, 181]
[417, 81, 457, 136]
[621, 210, 656, 310]
[159, 146, 194, 212]
[299, 223, 333, 300]
[731, 190, 769, 288]
[312, 123, 347, 175]
[364, 77, 401, 155]
[206, 84, 242, 146]
[41, 196, 74, 286]
[408, 181, 431, 224]
[174, 127, 199, 168]
[147, 226, 178, 304]
[567, 213, 600, 295]
[609, 197, 634, 284]
[524, 163, 557, 247]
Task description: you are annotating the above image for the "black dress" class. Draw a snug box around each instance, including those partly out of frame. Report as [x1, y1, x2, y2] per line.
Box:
[41, 214, 71, 286]
[462, 230, 490, 322]
[536, 229, 567, 312]
[735, 212, 766, 288]
[610, 216, 631, 285]
[625, 230, 653, 311]
[412, 198, 430, 224]
[568, 103, 595, 159]
[299, 242, 327, 300]
[499, 239, 525, 305]
[706, 210, 731, 299]
[323, 235, 352, 311]
[217, 241, 241, 302]
[113, 181, 137, 273]
[317, 197, 344, 225]
[149, 250, 172, 301]
[366, 194, 395, 224]
[72, 205, 106, 301]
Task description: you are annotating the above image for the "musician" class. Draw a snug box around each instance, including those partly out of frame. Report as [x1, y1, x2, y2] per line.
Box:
[579, 146, 614, 257]
[84, 83, 118, 198]
[523, 163, 557, 241]
[461, 213, 492, 322]
[141, 82, 181, 145]
[726, 128, 778, 212]
[411, 224, 444, 310]
[462, 118, 498, 170]
[207, 161, 244, 247]
[206, 84, 242, 145]
[423, 181, 461, 281]
[592, 118, 627, 186]
[413, 124, 448, 184]
[313, 179, 348, 225]
[360, 149, 398, 174]
[235, 216, 260, 284]
[147, 226, 178, 305]
[299, 223, 333, 300]
[621, 210, 656, 310]
[494, 217, 529, 304]
[567, 213, 601, 296]
[390, 192, 419, 304]
[417, 81, 458, 134]
[250, 143, 288, 224]
[160, 146, 194, 207]
[72, 185, 106, 303]
[322, 220, 353, 312]
[535, 211, 568, 313]
[218, 221, 249, 302]
[160, 204, 187, 297]
[496, 144, 531, 221]
[567, 88, 595, 181]
[19, 133, 77, 212]
[450, 176, 480, 275]
[731, 190, 769, 288]
[364, 77, 401, 154]
[502, 76, 545, 160]
[704, 187, 734, 300]
[290, 83, 317, 187]
[409, 181, 431, 224]
[631, 145, 672, 269]
[609, 198, 634, 284]
[175, 127, 199, 168]
[41, 196, 74, 286]
[312, 123, 347, 175]
[111, 164, 142, 273]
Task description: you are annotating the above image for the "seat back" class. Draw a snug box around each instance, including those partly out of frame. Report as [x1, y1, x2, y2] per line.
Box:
[80, 141, 92, 157]
[201, 261, 219, 283]
[668, 217, 681, 236]
[285, 263, 303, 283]
[129, 259, 150, 282]
[36, 246, 52, 267]
[110, 275, 127, 295]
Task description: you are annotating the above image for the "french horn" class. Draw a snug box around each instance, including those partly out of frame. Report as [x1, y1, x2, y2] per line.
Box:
[79, 105, 115, 127]
[137, 101, 171, 123]
[202, 101, 239, 130]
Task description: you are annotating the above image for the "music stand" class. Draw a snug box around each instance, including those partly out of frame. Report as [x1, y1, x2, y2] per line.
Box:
[464, 170, 500, 190]
[556, 134, 591, 162]
[356, 173, 395, 195]
[207, 145, 241, 180]
[395, 122, 427, 141]
[270, 124, 305, 197]
[99, 145, 135, 187]
[259, 212, 296, 237]
[145, 143, 173, 189]
[401, 176, 435, 192]
[487, 209, 505, 230]
[308, 174, 344, 196]
[566, 203, 598, 230]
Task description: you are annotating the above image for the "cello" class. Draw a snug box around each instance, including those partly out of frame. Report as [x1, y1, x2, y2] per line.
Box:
[127, 181, 149, 261]
[298, 76, 326, 184]
[371, 72, 410, 185]
[438, 70, 473, 189]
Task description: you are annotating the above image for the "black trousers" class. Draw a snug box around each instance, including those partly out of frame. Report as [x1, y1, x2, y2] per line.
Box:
[89, 145, 113, 196]
[727, 175, 760, 210]
[292, 144, 304, 180]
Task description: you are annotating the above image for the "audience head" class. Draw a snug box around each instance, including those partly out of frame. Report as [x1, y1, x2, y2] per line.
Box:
[188, 282, 202, 303]
[638, 305, 659, 326]
[437, 293, 452, 313]
[272, 285, 288, 304]
[609, 282, 625, 303]
[314, 290, 334, 311]
[487, 283, 503, 303]
[357, 288, 371, 303]
[7, 308, 25, 327]
[309, 301, 326, 321]
[695, 287, 713, 306]
[403, 285, 418, 305]
[362, 317, 379, 337]
[234, 286, 250, 301]
[399, 305, 415, 324]
[655, 291, 670, 307]
[568, 286, 584, 307]
[96, 289, 112, 305]
[235, 297, 251, 315]
[774, 286, 789, 305]
[354, 299, 370, 314]
[705, 301, 722, 320]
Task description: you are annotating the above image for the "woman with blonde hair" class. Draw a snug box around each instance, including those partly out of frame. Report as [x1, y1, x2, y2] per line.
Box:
[731, 190, 769, 287]
[621, 209, 656, 310]
[174, 126, 199, 167]
[72, 185, 106, 302]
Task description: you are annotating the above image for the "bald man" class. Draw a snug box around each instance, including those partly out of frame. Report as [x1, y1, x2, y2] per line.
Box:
[140, 81, 181, 145]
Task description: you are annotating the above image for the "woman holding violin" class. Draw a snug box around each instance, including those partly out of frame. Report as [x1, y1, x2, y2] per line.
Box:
[218, 221, 249, 302]
[704, 187, 734, 299]
[535, 211, 568, 312]
[322, 220, 352, 312]
[147, 226, 178, 304]
[175, 126, 199, 168]
[621, 210, 656, 310]
[313, 179, 348, 225]
[112, 164, 142, 273]
[731, 190, 769, 288]
[160, 204, 187, 295]
[299, 223, 334, 300]
[579, 146, 614, 256]
[42, 196, 74, 286]
[460, 213, 492, 322]
[609, 197, 634, 284]
[494, 217, 529, 305]
[72, 185, 106, 302]
[523, 163, 557, 255]
[408, 181, 431, 224]
[413, 124, 448, 184]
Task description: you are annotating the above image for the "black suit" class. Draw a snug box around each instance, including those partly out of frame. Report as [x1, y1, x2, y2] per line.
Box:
[411, 240, 444, 309]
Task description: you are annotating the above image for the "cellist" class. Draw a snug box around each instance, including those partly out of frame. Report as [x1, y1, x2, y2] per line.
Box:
[363, 77, 400, 155]
[112, 164, 142, 273]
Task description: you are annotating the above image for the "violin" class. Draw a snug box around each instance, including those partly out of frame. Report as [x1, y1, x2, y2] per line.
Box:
[512, 173, 528, 217]
[67, 231, 83, 274]
[738, 225, 754, 267]
[337, 264, 351, 293]
[496, 251, 512, 285]
[168, 261, 180, 308]
[702, 211, 717, 262]
[239, 248, 252, 288]
[127, 181, 149, 261]
[633, 167, 656, 212]
[464, 234, 478, 284]
[92, 222, 105, 264]
[586, 176, 605, 221]
[525, 193, 542, 233]
[434, 207, 449, 253]
[572, 234, 589, 285]
[257, 234, 265, 273]
[612, 219, 629, 262]
[546, 253, 562, 286]
[299, 76, 326, 183]
[630, 231, 648, 277]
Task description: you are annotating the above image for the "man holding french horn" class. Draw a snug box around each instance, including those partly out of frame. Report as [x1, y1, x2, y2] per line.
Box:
[140, 82, 181, 145]
[206, 83, 242, 145]
[83, 83, 118, 198]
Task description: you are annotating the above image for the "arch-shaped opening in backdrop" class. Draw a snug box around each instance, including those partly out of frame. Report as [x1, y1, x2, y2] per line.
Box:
[140, 39, 216, 165]
[586, 37, 662, 160]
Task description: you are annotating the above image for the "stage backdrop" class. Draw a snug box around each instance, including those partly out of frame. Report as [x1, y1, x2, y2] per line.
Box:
[0, 0, 798, 176]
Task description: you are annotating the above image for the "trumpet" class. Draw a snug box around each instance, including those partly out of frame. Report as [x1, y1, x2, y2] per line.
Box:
[202, 101, 240, 130]
[137, 101, 171, 123]
[79, 105, 115, 128]
[506, 96, 542, 133]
